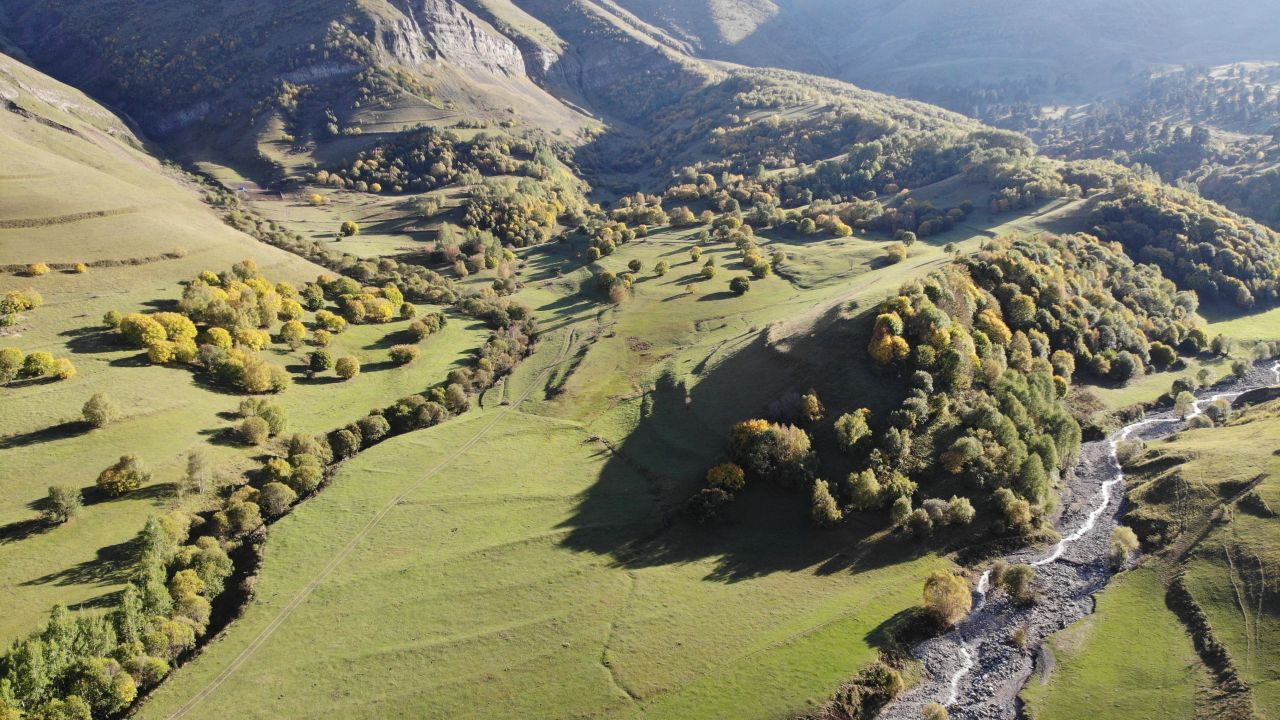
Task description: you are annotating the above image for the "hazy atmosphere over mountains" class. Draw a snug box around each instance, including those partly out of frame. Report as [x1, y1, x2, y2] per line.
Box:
[1, 2, 1278, 720]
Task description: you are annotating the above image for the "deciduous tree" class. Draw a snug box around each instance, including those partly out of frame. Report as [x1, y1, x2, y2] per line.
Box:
[923, 571, 971, 626]
[82, 393, 117, 428]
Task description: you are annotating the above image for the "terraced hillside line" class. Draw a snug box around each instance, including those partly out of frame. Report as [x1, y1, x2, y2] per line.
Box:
[0, 206, 139, 229]
[162, 336, 574, 720]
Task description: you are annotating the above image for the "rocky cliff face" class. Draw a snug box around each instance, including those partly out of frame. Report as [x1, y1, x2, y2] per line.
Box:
[385, 0, 527, 78]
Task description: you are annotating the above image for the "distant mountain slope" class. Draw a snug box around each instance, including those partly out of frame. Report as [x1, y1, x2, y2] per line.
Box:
[994, 62, 1280, 230]
[0, 0, 972, 179]
[3, 0, 1278, 311]
[0, 0, 596, 156]
[609, 0, 1280, 100]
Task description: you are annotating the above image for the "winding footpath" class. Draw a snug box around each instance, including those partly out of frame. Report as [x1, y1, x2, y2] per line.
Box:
[882, 360, 1280, 720]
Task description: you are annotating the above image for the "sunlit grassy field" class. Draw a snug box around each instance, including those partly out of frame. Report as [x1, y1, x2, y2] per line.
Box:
[135, 189, 1110, 718]
[136, 389, 952, 719]
[0, 57, 493, 644]
[1020, 567, 1205, 720]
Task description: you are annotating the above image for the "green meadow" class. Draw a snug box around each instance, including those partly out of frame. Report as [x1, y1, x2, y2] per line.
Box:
[1020, 567, 1205, 720]
[134, 188, 1095, 718]
[1026, 401, 1280, 719]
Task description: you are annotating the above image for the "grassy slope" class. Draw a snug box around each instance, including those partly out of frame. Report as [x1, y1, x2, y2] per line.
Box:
[1152, 405, 1280, 718]
[137, 191, 1081, 719]
[137, 408, 949, 719]
[1020, 567, 1205, 720]
[0, 56, 488, 643]
[1026, 401, 1280, 719]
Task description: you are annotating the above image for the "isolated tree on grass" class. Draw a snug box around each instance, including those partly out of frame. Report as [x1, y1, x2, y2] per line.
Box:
[97, 455, 151, 497]
[308, 349, 334, 375]
[182, 449, 210, 497]
[280, 320, 306, 349]
[0, 347, 23, 384]
[339, 220, 360, 237]
[54, 358, 76, 380]
[923, 571, 971, 627]
[335, 356, 361, 380]
[654, 260, 670, 276]
[883, 242, 908, 264]
[82, 393, 118, 428]
[23, 351, 57, 378]
[43, 485, 83, 524]
[1109, 526, 1140, 569]
[389, 345, 420, 365]
[257, 403, 288, 436]
[729, 276, 750, 295]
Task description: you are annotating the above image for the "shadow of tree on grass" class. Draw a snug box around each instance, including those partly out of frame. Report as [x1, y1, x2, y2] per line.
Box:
[557, 300, 919, 582]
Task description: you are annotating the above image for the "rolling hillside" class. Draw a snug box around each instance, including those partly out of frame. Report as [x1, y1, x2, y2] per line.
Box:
[1, 3, 1280, 720]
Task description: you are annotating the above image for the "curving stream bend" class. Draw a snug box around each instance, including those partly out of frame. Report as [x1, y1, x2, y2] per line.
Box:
[880, 360, 1280, 720]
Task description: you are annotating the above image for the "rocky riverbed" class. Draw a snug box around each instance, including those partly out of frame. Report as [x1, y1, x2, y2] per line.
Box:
[878, 360, 1280, 720]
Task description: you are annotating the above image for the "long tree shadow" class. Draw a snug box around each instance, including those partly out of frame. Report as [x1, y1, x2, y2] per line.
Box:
[557, 299, 918, 582]
[59, 326, 120, 354]
[0, 420, 92, 449]
[0, 517, 50, 544]
[198, 426, 245, 447]
[361, 360, 399, 373]
[108, 352, 152, 368]
[364, 328, 418, 350]
[295, 375, 345, 386]
[5, 376, 62, 389]
[69, 588, 125, 612]
[864, 606, 945, 656]
[81, 482, 176, 508]
[21, 535, 140, 588]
